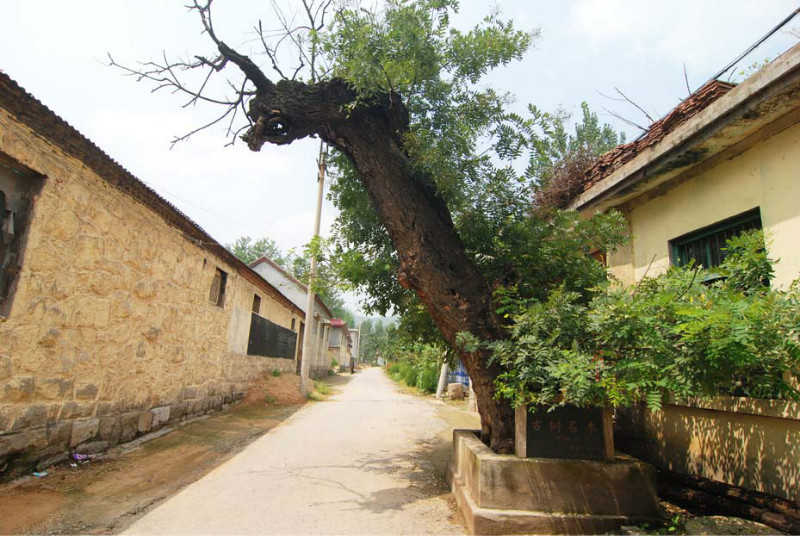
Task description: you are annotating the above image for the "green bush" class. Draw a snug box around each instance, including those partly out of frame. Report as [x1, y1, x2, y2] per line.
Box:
[416, 363, 439, 393]
[402, 365, 418, 386]
[483, 230, 800, 410]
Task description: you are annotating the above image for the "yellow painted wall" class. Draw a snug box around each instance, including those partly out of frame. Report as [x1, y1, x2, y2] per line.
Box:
[607, 120, 800, 288]
[603, 120, 800, 502]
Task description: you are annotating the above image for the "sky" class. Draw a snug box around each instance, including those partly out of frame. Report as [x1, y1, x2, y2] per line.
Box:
[1, 1, 799, 314]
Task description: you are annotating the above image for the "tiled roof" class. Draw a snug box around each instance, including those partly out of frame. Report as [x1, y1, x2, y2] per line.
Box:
[0, 70, 303, 317]
[566, 80, 736, 202]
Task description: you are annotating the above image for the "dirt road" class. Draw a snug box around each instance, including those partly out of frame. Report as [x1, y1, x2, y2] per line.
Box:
[125, 367, 478, 535]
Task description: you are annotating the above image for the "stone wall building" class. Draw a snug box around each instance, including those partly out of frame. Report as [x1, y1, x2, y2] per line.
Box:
[250, 256, 333, 378]
[0, 72, 305, 479]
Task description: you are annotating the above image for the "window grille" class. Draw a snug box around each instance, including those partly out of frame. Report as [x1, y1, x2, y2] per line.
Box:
[670, 208, 762, 269]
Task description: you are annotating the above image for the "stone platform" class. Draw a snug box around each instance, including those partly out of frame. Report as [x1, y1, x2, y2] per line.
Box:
[448, 429, 660, 535]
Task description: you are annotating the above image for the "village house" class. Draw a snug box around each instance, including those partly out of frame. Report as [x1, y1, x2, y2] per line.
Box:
[0, 72, 306, 479]
[249, 256, 334, 378]
[565, 42, 800, 502]
[327, 319, 352, 372]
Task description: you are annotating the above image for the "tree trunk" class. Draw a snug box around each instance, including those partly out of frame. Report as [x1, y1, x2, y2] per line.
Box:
[243, 79, 516, 452]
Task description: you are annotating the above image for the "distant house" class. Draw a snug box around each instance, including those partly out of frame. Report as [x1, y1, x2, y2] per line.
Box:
[327, 319, 352, 371]
[348, 328, 360, 367]
[562, 42, 800, 502]
[0, 72, 306, 479]
[250, 256, 334, 378]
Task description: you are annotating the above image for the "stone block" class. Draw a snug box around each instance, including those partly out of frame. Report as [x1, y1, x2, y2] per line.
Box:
[75, 383, 99, 401]
[447, 382, 466, 400]
[47, 422, 73, 448]
[37, 378, 74, 400]
[38, 328, 61, 348]
[37, 452, 69, 471]
[77, 440, 109, 455]
[182, 386, 198, 400]
[70, 418, 99, 447]
[0, 355, 11, 380]
[137, 411, 153, 434]
[448, 429, 659, 535]
[97, 416, 122, 446]
[118, 413, 139, 443]
[2, 377, 35, 403]
[170, 402, 188, 422]
[0, 430, 47, 458]
[134, 279, 157, 299]
[60, 401, 95, 420]
[151, 406, 170, 429]
[12, 404, 48, 431]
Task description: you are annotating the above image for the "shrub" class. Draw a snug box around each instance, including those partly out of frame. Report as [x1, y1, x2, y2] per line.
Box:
[272, 369, 281, 377]
[483, 230, 800, 410]
[402, 365, 418, 386]
[416, 363, 439, 393]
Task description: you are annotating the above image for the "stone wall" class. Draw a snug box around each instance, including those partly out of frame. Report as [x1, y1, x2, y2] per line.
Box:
[0, 105, 301, 479]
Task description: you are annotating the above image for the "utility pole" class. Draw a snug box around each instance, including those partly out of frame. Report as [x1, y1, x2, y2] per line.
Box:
[300, 141, 326, 395]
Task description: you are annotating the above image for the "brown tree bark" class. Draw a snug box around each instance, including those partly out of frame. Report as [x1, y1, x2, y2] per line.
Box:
[241, 76, 516, 452]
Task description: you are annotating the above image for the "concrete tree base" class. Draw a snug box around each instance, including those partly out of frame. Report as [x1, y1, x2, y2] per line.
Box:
[448, 430, 660, 535]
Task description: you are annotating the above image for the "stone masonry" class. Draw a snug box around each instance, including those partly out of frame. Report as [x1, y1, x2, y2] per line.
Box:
[0, 74, 302, 480]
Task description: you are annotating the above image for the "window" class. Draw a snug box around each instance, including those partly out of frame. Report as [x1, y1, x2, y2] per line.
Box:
[252, 294, 261, 314]
[670, 208, 762, 269]
[208, 267, 227, 306]
[291, 317, 296, 331]
[1, 155, 45, 317]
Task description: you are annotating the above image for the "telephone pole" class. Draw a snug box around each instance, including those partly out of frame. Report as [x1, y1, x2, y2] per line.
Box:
[300, 141, 327, 395]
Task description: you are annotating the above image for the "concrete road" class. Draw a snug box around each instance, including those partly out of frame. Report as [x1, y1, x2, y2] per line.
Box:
[124, 368, 469, 535]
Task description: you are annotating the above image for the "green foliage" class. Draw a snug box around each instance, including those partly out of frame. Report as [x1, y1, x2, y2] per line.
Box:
[384, 340, 448, 394]
[402, 365, 419, 386]
[271, 369, 281, 377]
[488, 230, 800, 409]
[416, 362, 440, 393]
[226, 236, 283, 266]
[228, 234, 355, 325]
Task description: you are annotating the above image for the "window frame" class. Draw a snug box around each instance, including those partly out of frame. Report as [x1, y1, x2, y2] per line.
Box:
[669, 208, 762, 270]
[208, 267, 227, 307]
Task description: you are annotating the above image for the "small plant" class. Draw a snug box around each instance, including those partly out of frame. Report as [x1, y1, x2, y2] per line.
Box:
[331, 358, 339, 368]
[264, 394, 276, 405]
[271, 369, 281, 377]
[314, 380, 332, 396]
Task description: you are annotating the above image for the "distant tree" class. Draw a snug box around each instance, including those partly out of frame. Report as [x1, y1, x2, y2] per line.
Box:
[226, 236, 283, 265]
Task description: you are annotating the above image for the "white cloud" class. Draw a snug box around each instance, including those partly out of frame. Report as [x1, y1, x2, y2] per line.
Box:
[569, 0, 799, 72]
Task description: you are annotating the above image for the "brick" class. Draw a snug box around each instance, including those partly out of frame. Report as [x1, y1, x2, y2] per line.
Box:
[70, 418, 99, 447]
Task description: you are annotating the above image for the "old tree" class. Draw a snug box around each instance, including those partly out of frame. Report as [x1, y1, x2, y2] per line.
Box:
[115, 0, 622, 453]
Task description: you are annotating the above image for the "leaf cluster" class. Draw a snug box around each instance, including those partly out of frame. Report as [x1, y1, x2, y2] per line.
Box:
[488, 230, 800, 410]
